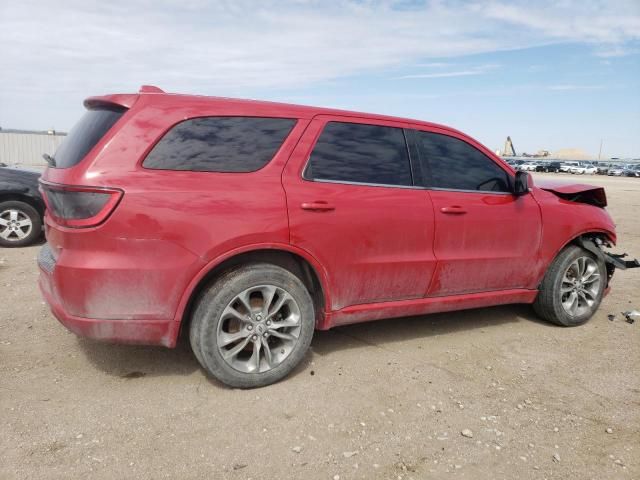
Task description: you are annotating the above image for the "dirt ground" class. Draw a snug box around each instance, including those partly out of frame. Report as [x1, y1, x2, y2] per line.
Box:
[1, 173, 638, 480]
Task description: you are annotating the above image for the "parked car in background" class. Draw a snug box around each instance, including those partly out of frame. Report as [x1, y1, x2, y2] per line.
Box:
[521, 162, 540, 171]
[569, 162, 597, 175]
[595, 162, 611, 175]
[542, 161, 562, 173]
[623, 165, 640, 177]
[608, 165, 626, 176]
[560, 161, 579, 173]
[0, 165, 44, 247]
[506, 159, 526, 171]
[37, 86, 634, 388]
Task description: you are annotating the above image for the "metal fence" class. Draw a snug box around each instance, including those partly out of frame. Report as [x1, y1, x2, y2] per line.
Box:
[0, 131, 66, 167]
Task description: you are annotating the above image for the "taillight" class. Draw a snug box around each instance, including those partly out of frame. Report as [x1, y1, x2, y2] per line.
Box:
[40, 181, 123, 228]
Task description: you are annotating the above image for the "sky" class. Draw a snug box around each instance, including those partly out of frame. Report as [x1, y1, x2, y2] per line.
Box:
[1, 0, 639, 158]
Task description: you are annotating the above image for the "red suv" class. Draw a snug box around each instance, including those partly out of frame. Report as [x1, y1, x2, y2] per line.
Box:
[38, 86, 636, 388]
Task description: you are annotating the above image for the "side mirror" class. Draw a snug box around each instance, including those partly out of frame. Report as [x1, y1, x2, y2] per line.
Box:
[514, 171, 529, 196]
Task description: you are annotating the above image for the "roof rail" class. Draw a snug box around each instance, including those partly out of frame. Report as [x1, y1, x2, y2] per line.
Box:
[139, 85, 165, 94]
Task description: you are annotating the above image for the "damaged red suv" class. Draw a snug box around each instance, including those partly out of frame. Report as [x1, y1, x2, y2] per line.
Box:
[38, 86, 638, 388]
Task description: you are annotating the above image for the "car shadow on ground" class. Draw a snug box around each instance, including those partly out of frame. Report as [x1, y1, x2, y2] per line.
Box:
[75, 303, 553, 384]
[76, 336, 200, 379]
[312, 304, 552, 356]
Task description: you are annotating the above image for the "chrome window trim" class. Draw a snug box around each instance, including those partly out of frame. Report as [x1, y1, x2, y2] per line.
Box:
[426, 186, 514, 195]
[305, 177, 422, 190]
[304, 177, 516, 195]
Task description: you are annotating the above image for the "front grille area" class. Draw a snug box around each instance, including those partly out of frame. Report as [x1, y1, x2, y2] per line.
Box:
[37, 243, 56, 273]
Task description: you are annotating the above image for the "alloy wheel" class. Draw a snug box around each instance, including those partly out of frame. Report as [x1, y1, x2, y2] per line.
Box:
[216, 285, 302, 374]
[0, 209, 33, 242]
[559, 256, 601, 317]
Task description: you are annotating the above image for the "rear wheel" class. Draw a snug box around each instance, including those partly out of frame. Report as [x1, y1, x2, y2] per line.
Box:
[189, 264, 315, 388]
[533, 245, 605, 326]
[0, 201, 42, 247]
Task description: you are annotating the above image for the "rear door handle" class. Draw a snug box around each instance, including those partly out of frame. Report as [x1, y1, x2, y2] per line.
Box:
[301, 201, 335, 212]
[440, 206, 467, 215]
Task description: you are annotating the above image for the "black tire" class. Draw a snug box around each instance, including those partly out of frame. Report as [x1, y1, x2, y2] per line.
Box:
[533, 245, 606, 326]
[189, 263, 315, 388]
[0, 200, 42, 247]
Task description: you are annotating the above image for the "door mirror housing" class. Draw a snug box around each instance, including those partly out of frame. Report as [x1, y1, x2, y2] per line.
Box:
[514, 171, 529, 196]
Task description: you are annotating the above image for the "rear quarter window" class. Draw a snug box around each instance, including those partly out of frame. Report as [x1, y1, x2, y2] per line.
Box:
[142, 117, 296, 172]
[53, 106, 126, 169]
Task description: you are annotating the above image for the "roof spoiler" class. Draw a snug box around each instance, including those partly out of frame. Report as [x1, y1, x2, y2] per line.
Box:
[139, 85, 165, 93]
[83, 85, 165, 110]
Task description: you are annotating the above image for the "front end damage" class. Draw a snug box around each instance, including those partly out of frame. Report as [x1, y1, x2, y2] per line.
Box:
[577, 236, 640, 288]
[534, 179, 640, 284]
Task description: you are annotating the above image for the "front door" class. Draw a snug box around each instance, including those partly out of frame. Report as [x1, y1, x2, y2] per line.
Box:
[409, 128, 542, 297]
[282, 116, 437, 311]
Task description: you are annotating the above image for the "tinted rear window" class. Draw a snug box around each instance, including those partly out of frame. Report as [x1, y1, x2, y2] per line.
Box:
[53, 107, 126, 168]
[304, 122, 412, 187]
[143, 117, 296, 172]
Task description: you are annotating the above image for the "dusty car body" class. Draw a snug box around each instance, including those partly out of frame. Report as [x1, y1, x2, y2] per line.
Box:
[37, 86, 637, 387]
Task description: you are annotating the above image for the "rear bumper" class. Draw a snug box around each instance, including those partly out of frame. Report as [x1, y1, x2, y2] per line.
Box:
[38, 245, 178, 347]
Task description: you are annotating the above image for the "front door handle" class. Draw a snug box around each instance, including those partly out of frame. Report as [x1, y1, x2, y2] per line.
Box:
[440, 205, 467, 215]
[301, 201, 335, 212]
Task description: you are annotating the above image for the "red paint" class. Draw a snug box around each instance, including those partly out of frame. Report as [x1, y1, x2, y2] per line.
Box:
[427, 189, 542, 296]
[38, 88, 617, 346]
[282, 115, 437, 310]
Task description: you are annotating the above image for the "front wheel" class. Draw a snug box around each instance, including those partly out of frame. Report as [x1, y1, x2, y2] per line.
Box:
[533, 245, 606, 326]
[189, 263, 315, 388]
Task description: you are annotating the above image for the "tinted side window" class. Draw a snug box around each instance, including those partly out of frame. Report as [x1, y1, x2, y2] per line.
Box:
[305, 122, 412, 186]
[143, 117, 295, 172]
[53, 106, 126, 168]
[415, 131, 510, 192]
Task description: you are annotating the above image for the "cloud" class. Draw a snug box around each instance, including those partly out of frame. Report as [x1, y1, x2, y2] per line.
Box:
[398, 70, 487, 79]
[480, 0, 640, 45]
[0, 0, 639, 128]
[594, 45, 639, 57]
[547, 84, 605, 91]
[412, 62, 453, 68]
[397, 64, 499, 79]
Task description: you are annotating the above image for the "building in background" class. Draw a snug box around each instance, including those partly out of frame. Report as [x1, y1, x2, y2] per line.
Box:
[0, 128, 66, 168]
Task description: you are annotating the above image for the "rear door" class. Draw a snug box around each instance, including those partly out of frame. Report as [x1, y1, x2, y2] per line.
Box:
[282, 116, 436, 311]
[408, 128, 542, 296]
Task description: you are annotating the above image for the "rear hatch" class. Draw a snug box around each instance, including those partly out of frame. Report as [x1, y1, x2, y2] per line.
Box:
[47, 105, 126, 169]
[40, 94, 137, 254]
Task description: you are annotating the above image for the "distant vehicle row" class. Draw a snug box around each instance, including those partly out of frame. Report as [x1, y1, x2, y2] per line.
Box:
[505, 159, 640, 176]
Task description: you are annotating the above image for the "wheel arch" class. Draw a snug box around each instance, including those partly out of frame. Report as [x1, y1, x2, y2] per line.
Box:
[565, 229, 616, 253]
[175, 244, 331, 343]
[536, 228, 616, 287]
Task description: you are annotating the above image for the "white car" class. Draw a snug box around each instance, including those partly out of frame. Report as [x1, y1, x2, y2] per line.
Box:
[560, 161, 579, 173]
[521, 162, 539, 171]
[569, 163, 597, 175]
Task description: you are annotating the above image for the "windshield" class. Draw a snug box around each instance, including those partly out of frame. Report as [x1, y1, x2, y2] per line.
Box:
[52, 106, 126, 168]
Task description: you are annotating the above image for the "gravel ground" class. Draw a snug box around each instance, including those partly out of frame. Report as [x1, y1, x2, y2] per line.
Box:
[1, 173, 639, 479]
